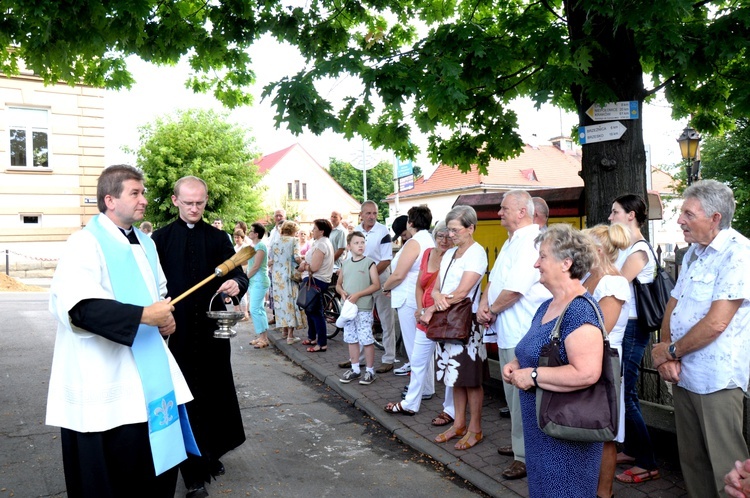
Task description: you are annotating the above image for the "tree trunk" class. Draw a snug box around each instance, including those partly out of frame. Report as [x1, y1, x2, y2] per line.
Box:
[566, 2, 649, 229]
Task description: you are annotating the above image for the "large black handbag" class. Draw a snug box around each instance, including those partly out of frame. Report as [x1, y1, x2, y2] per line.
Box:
[296, 277, 320, 312]
[536, 295, 621, 443]
[631, 240, 675, 332]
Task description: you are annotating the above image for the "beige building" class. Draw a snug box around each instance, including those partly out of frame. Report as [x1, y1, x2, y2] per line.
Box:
[0, 74, 104, 276]
[255, 143, 361, 231]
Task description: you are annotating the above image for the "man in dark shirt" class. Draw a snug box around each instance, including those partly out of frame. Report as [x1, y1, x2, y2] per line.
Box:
[151, 176, 248, 498]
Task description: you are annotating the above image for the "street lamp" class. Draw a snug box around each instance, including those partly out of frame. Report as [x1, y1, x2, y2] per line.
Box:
[676, 126, 701, 185]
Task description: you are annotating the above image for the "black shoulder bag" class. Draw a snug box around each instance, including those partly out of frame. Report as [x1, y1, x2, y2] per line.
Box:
[631, 240, 675, 332]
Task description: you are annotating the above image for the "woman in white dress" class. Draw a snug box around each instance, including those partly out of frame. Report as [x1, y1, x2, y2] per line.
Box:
[583, 224, 632, 498]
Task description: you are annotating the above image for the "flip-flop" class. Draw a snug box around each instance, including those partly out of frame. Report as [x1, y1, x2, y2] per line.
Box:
[383, 401, 415, 416]
[301, 339, 316, 345]
[306, 346, 327, 353]
[615, 468, 660, 484]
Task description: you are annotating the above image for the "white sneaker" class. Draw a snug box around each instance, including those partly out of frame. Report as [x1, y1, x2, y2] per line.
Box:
[393, 363, 411, 376]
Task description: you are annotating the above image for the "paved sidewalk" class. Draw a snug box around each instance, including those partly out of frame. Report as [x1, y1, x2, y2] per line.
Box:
[268, 329, 688, 498]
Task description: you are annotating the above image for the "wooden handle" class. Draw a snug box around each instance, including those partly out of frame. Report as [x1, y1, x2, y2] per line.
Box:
[168, 246, 256, 305]
[170, 274, 216, 305]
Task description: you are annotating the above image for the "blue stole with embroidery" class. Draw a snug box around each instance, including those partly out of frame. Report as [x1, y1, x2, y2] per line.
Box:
[86, 215, 200, 475]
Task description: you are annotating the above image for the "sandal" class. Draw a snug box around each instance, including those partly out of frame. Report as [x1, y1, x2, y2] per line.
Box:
[615, 468, 660, 484]
[301, 339, 316, 345]
[434, 425, 467, 443]
[254, 341, 269, 349]
[383, 402, 415, 416]
[431, 411, 454, 427]
[454, 431, 483, 450]
[306, 346, 327, 353]
[287, 337, 301, 345]
[249, 338, 260, 346]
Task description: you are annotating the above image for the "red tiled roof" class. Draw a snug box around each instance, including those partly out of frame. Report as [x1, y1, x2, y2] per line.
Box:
[254, 143, 297, 173]
[390, 144, 583, 199]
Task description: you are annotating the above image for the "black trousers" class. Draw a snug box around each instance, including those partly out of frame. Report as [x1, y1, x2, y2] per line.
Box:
[61, 423, 178, 498]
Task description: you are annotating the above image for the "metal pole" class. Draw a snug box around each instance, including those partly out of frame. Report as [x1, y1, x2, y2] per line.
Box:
[5, 249, 8, 276]
[362, 140, 368, 201]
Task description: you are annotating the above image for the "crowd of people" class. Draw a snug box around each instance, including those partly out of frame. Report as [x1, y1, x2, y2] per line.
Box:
[44, 163, 750, 498]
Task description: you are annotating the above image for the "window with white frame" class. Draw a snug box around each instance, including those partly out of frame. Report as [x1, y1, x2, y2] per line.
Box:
[8, 107, 49, 168]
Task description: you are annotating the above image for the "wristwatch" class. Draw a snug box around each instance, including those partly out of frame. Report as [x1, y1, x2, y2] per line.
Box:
[531, 368, 539, 388]
[668, 342, 679, 360]
[420, 308, 426, 316]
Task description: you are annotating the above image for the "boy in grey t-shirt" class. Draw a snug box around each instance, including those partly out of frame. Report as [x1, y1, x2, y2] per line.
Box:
[335, 231, 381, 385]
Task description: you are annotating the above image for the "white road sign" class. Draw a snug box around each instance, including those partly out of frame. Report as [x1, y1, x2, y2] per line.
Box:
[579, 121, 627, 145]
[585, 101, 639, 121]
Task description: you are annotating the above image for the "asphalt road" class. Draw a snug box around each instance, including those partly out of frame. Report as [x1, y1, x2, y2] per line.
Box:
[0, 292, 485, 497]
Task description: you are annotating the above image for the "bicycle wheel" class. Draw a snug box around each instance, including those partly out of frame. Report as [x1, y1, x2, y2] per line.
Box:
[372, 305, 384, 350]
[322, 291, 342, 339]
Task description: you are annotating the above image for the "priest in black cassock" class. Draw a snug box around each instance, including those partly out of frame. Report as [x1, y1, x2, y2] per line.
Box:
[151, 176, 249, 498]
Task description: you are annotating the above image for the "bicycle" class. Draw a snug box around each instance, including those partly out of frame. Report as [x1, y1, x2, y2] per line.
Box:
[322, 286, 342, 339]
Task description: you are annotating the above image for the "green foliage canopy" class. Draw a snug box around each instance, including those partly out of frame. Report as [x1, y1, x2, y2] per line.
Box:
[700, 118, 750, 237]
[5, 1, 750, 224]
[136, 108, 264, 226]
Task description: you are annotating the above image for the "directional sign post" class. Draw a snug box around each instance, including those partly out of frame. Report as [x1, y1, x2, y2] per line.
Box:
[579, 121, 627, 145]
[585, 101, 639, 121]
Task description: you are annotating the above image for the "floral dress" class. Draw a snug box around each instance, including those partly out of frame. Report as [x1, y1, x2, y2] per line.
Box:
[271, 235, 307, 329]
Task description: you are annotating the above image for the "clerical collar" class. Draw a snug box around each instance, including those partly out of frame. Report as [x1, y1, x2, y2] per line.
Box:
[117, 226, 140, 245]
[187, 223, 195, 229]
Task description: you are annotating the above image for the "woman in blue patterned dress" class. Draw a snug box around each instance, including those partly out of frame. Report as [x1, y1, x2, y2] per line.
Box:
[503, 224, 605, 497]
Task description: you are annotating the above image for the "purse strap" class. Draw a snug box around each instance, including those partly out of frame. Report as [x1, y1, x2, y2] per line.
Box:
[633, 239, 664, 271]
[439, 251, 457, 293]
[422, 249, 440, 292]
[437, 249, 480, 303]
[550, 294, 607, 342]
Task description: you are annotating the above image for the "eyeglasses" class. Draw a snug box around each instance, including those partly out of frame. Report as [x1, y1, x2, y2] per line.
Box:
[446, 226, 466, 234]
[177, 199, 206, 209]
[435, 233, 450, 240]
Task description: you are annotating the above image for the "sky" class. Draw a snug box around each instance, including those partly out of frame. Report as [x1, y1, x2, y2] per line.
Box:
[104, 37, 689, 178]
